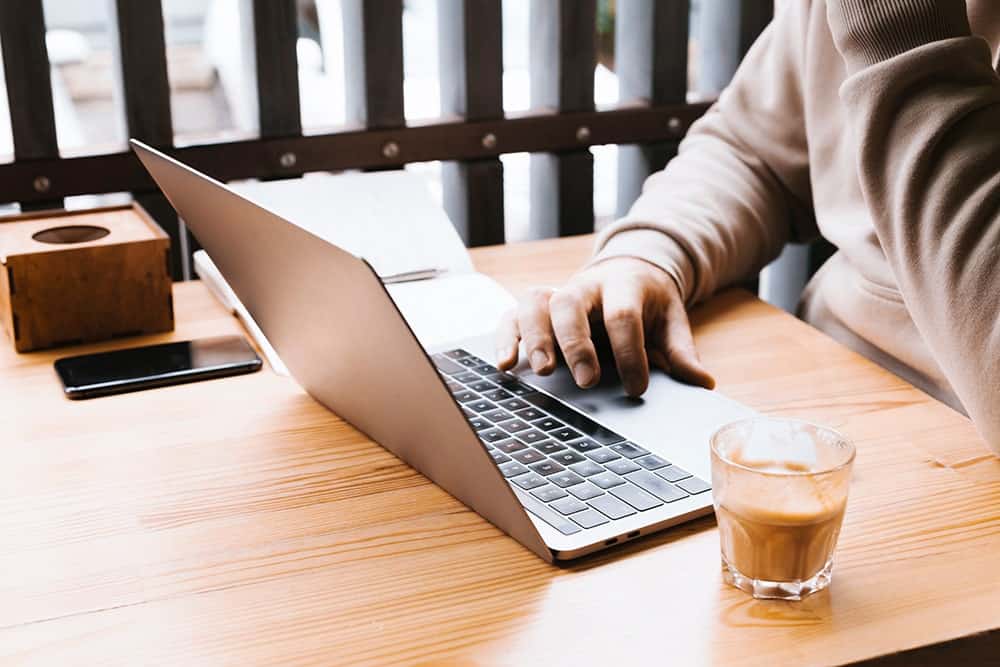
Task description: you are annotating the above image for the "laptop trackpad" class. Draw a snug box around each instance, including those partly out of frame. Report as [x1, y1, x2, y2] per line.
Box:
[515, 358, 755, 478]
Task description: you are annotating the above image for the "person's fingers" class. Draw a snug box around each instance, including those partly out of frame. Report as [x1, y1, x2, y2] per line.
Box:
[601, 281, 650, 397]
[549, 286, 601, 388]
[494, 309, 521, 370]
[663, 297, 715, 389]
[518, 287, 558, 374]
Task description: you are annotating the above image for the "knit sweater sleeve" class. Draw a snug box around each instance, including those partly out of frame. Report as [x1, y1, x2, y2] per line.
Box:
[826, 0, 1000, 453]
[590, 2, 818, 305]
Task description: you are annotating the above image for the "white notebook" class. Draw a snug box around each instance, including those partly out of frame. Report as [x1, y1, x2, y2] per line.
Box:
[195, 171, 516, 374]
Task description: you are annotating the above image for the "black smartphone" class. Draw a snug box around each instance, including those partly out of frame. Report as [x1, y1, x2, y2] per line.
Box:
[54, 335, 263, 399]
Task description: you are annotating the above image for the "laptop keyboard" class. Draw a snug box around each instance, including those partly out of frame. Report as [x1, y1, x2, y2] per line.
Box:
[431, 349, 712, 537]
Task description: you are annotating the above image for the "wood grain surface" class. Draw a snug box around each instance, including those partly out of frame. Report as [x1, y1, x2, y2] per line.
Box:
[2, 236, 999, 666]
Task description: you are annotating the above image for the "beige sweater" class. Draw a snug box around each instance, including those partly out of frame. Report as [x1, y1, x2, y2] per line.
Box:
[594, 0, 1000, 454]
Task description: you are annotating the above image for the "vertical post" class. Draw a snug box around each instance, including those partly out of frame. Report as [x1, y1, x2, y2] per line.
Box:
[252, 0, 302, 138]
[438, 0, 504, 246]
[529, 0, 596, 238]
[0, 0, 63, 211]
[739, 0, 774, 58]
[342, 0, 405, 131]
[109, 0, 190, 279]
[615, 0, 689, 217]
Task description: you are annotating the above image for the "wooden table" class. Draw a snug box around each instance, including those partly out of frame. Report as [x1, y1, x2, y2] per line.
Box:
[3, 236, 999, 665]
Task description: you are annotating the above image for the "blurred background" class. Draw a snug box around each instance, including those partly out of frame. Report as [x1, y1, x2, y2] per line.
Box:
[0, 1, 803, 308]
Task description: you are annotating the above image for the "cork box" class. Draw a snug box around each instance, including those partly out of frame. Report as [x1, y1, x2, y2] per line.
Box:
[0, 204, 174, 352]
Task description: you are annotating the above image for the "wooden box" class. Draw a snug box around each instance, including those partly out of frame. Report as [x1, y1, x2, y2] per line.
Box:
[0, 204, 174, 352]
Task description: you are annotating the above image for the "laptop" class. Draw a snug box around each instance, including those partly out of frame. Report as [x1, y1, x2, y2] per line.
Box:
[131, 139, 755, 562]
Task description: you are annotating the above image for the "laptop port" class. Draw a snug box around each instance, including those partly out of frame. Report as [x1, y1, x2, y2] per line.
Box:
[604, 538, 618, 546]
[627, 530, 640, 539]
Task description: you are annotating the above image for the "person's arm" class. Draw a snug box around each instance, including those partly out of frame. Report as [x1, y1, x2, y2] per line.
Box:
[591, 2, 818, 307]
[497, 2, 817, 394]
[825, 0, 1000, 453]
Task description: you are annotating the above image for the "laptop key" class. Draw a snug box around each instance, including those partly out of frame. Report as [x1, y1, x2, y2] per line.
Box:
[568, 438, 602, 452]
[609, 483, 663, 511]
[461, 407, 476, 418]
[610, 442, 649, 459]
[496, 439, 527, 454]
[586, 448, 622, 464]
[516, 429, 547, 444]
[499, 419, 531, 433]
[626, 470, 689, 502]
[431, 355, 465, 374]
[549, 471, 585, 488]
[531, 485, 568, 502]
[444, 349, 470, 359]
[499, 461, 528, 477]
[549, 450, 585, 466]
[512, 449, 546, 465]
[483, 388, 514, 402]
[532, 417, 563, 431]
[511, 487, 582, 536]
[490, 451, 510, 464]
[530, 460, 565, 476]
[512, 473, 548, 491]
[473, 363, 499, 375]
[468, 417, 491, 431]
[469, 400, 496, 413]
[551, 496, 589, 515]
[455, 372, 480, 383]
[453, 391, 479, 403]
[445, 380, 463, 392]
[568, 482, 605, 500]
[551, 427, 582, 442]
[514, 407, 546, 421]
[533, 441, 567, 455]
[655, 465, 693, 483]
[605, 458, 641, 475]
[468, 380, 496, 393]
[482, 408, 513, 423]
[569, 460, 604, 477]
[521, 392, 625, 445]
[636, 454, 670, 470]
[498, 397, 530, 412]
[588, 494, 637, 520]
[480, 429, 509, 444]
[676, 477, 711, 495]
[589, 471, 626, 489]
[458, 357, 481, 368]
[570, 508, 610, 529]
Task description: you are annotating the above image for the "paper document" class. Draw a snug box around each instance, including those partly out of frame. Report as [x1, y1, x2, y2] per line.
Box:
[230, 172, 473, 278]
[195, 170, 518, 374]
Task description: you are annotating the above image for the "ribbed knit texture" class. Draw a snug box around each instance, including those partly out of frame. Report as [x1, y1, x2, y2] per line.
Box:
[590, 1, 1000, 452]
[828, 0, 972, 70]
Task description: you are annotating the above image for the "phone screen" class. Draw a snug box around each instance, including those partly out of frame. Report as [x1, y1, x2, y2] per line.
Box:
[55, 336, 262, 399]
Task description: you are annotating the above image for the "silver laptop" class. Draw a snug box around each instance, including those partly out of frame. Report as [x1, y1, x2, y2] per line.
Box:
[131, 139, 754, 562]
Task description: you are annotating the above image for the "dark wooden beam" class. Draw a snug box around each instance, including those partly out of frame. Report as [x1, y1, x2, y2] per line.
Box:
[252, 0, 302, 138]
[342, 0, 404, 130]
[0, 0, 62, 210]
[739, 0, 774, 57]
[0, 102, 713, 206]
[529, 0, 597, 237]
[108, 0, 187, 279]
[439, 0, 504, 246]
[616, 0, 690, 216]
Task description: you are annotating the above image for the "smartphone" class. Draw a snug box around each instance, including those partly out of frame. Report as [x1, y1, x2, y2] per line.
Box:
[54, 335, 262, 399]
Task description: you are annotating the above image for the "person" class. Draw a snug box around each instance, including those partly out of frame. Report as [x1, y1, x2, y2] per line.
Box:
[495, 0, 1000, 454]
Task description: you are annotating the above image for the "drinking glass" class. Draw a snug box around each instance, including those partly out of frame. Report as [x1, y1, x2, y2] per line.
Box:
[710, 417, 855, 600]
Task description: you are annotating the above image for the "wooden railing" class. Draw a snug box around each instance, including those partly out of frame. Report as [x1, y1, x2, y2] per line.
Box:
[0, 0, 772, 279]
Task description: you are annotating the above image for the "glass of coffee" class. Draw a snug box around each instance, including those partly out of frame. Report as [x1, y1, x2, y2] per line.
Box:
[710, 417, 855, 600]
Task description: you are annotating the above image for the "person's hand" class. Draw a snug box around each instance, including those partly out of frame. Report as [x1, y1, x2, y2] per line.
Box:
[495, 258, 715, 397]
